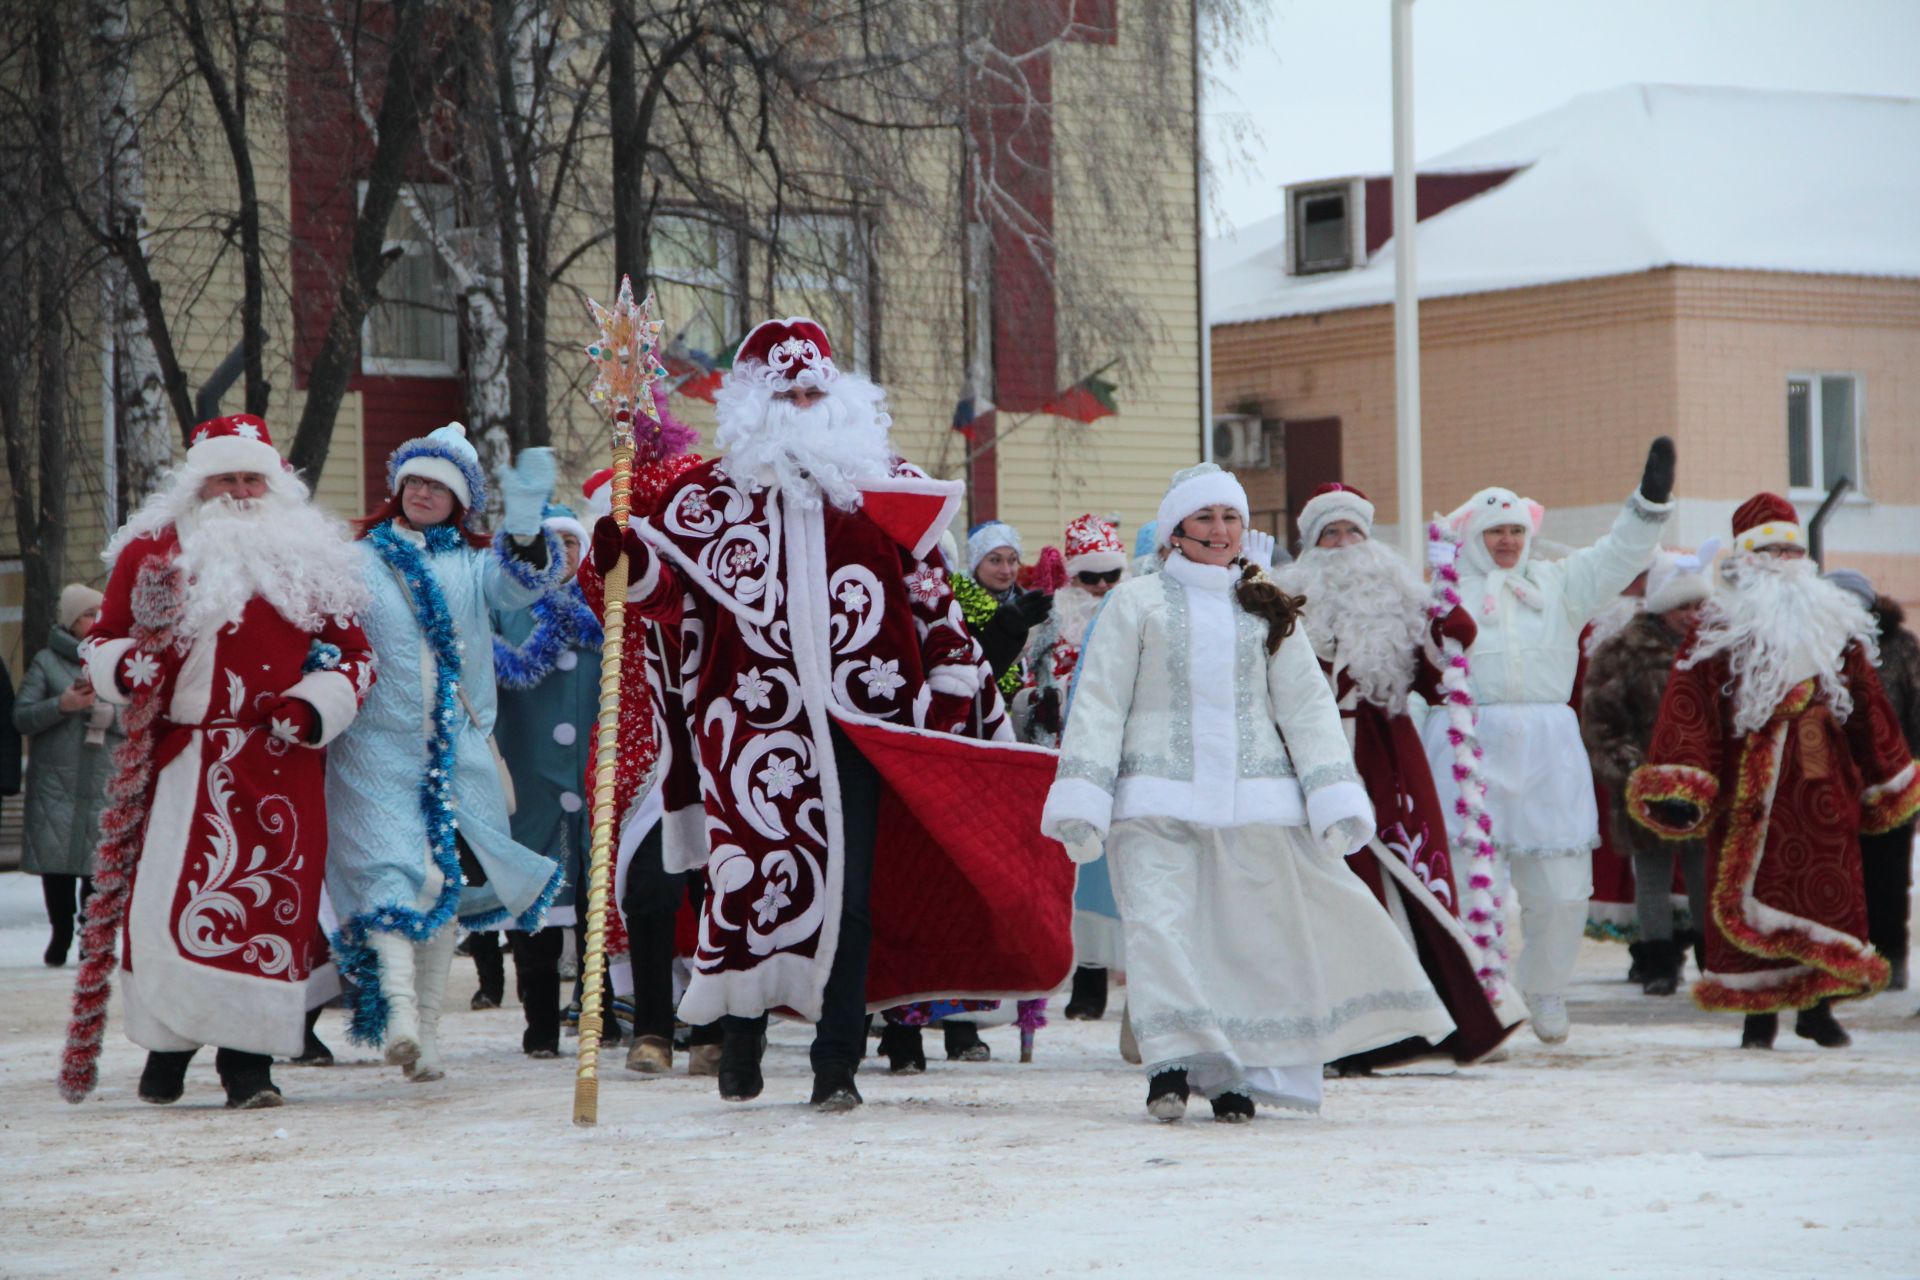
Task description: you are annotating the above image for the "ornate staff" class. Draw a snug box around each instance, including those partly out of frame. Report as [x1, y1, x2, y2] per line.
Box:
[574, 276, 667, 1126]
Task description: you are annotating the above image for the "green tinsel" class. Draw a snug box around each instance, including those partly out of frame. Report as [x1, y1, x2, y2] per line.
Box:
[950, 571, 1026, 701]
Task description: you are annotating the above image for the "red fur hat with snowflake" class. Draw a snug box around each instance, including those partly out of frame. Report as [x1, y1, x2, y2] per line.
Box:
[1063, 513, 1126, 576]
[733, 317, 838, 387]
[186, 413, 282, 478]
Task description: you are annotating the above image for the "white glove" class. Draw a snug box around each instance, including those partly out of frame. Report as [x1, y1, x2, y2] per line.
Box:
[927, 663, 983, 698]
[1241, 528, 1276, 571]
[498, 447, 557, 537]
[1427, 537, 1459, 571]
[1053, 820, 1104, 864]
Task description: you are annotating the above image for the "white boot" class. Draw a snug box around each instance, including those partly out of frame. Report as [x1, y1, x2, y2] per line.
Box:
[1525, 993, 1570, 1044]
[368, 932, 421, 1068]
[410, 927, 458, 1083]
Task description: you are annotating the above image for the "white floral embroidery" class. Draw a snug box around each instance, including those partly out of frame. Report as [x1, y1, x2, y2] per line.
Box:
[837, 581, 869, 614]
[859, 656, 906, 701]
[757, 754, 801, 799]
[904, 564, 947, 607]
[123, 651, 161, 689]
[752, 881, 792, 927]
[679, 490, 712, 521]
[735, 668, 774, 711]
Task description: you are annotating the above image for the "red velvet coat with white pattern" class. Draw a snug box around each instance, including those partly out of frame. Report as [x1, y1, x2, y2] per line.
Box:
[624, 458, 1044, 1023]
[81, 531, 374, 1056]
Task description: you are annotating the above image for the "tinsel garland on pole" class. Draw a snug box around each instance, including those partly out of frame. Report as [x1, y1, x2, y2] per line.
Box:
[59, 559, 182, 1102]
[1427, 519, 1510, 1001]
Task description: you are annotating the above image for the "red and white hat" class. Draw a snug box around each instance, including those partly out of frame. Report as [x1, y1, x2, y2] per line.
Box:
[583, 467, 615, 521]
[1730, 492, 1803, 555]
[733, 317, 838, 388]
[1063, 514, 1126, 576]
[1296, 482, 1374, 550]
[186, 413, 282, 478]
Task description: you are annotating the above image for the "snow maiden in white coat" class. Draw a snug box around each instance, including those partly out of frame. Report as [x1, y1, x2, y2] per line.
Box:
[1043, 463, 1453, 1122]
[1420, 438, 1677, 1044]
[325, 425, 567, 1083]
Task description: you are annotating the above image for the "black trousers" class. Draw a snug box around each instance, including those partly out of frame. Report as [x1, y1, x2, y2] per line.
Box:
[723, 723, 879, 1075]
[469, 930, 507, 1003]
[41, 874, 94, 951]
[622, 824, 720, 1045]
[1862, 822, 1913, 964]
[507, 926, 565, 1051]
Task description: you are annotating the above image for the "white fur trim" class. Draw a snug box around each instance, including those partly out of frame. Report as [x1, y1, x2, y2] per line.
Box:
[967, 521, 1023, 572]
[1733, 520, 1805, 555]
[1042, 776, 1115, 840]
[1065, 548, 1127, 575]
[185, 435, 283, 478]
[1156, 468, 1249, 548]
[857, 471, 965, 561]
[1305, 779, 1375, 854]
[83, 637, 136, 705]
[392, 455, 472, 508]
[543, 516, 588, 546]
[1296, 490, 1375, 551]
[927, 664, 983, 697]
[283, 669, 359, 747]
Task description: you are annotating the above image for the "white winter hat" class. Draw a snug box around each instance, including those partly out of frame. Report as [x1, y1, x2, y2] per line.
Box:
[390, 422, 484, 511]
[59, 584, 103, 631]
[1156, 463, 1249, 549]
[967, 521, 1023, 572]
[1295, 482, 1375, 551]
[1644, 539, 1721, 615]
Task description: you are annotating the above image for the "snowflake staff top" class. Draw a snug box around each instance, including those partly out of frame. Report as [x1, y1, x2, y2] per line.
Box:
[584, 276, 673, 450]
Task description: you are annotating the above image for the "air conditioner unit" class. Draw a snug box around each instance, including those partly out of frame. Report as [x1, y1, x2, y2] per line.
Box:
[1211, 414, 1267, 470]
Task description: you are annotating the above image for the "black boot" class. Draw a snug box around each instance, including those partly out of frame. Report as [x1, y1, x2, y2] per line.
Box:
[877, 1023, 927, 1075]
[1793, 999, 1851, 1048]
[1889, 954, 1910, 993]
[138, 1049, 196, 1104]
[289, 1006, 333, 1066]
[810, 1064, 863, 1113]
[717, 1019, 766, 1101]
[44, 924, 72, 968]
[468, 931, 505, 1010]
[942, 1020, 990, 1063]
[1740, 1013, 1778, 1050]
[216, 1048, 283, 1109]
[1064, 965, 1109, 1021]
[1147, 1067, 1189, 1121]
[1675, 927, 1706, 975]
[1626, 941, 1654, 985]
[1640, 939, 1683, 996]
[1210, 1091, 1256, 1124]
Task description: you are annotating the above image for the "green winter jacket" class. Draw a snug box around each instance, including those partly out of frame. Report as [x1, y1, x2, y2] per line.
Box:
[13, 628, 122, 876]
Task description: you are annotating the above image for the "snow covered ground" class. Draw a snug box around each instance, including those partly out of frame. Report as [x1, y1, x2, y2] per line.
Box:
[1, 868, 1915, 1279]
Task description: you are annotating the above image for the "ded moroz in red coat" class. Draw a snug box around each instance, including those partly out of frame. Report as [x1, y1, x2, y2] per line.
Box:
[81, 529, 375, 1057]
[1628, 641, 1916, 1013]
[621, 456, 1074, 1026]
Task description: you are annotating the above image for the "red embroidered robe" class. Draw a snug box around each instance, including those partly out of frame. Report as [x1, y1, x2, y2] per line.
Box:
[1628, 642, 1918, 1012]
[625, 458, 1074, 1023]
[83, 531, 375, 1055]
[1313, 604, 1522, 1061]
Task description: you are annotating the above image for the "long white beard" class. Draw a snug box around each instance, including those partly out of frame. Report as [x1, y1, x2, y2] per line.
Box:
[1049, 584, 1105, 651]
[1686, 554, 1878, 735]
[1280, 538, 1430, 713]
[714, 372, 894, 512]
[171, 493, 370, 639]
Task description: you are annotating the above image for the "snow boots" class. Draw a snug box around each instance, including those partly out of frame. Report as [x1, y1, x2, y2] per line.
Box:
[1632, 938, 1684, 996]
[1740, 1013, 1778, 1049]
[1210, 1091, 1255, 1124]
[1793, 999, 1851, 1048]
[878, 1023, 927, 1075]
[217, 1049, 283, 1110]
[409, 927, 458, 1081]
[368, 931, 422, 1068]
[943, 1020, 991, 1062]
[1147, 1068, 1190, 1121]
[717, 1021, 766, 1101]
[810, 1065, 863, 1113]
[138, 1049, 195, 1104]
[1064, 965, 1109, 1021]
[626, 1035, 673, 1074]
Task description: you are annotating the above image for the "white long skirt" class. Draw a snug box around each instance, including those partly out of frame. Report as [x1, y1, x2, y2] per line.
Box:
[1422, 702, 1599, 859]
[1107, 816, 1455, 1112]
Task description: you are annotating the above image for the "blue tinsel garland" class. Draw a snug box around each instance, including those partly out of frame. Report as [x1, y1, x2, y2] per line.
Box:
[493, 581, 603, 691]
[331, 521, 471, 1046]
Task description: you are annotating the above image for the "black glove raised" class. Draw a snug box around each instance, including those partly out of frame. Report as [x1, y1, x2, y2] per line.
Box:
[1639, 436, 1676, 505]
[1013, 589, 1054, 627]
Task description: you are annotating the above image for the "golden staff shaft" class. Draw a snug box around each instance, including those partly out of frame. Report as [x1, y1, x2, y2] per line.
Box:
[572, 439, 634, 1127]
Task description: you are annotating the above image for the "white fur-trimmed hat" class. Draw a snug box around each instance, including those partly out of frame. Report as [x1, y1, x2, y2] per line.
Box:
[1063, 513, 1126, 575]
[967, 520, 1023, 572]
[1644, 539, 1721, 615]
[1156, 463, 1249, 549]
[1295, 482, 1374, 550]
[390, 422, 485, 514]
[186, 413, 283, 479]
[542, 502, 587, 547]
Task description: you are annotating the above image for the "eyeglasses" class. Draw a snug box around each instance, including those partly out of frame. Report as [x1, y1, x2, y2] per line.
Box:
[1076, 569, 1121, 586]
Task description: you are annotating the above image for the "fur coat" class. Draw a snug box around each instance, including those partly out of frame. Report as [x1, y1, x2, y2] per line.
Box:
[1581, 611, 1698, 862]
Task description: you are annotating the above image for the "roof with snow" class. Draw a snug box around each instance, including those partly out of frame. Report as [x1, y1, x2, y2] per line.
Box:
[1209, 84, 1920, 326]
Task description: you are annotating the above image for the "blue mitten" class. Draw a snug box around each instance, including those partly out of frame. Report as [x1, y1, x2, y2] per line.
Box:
[499, 447, 557, 537]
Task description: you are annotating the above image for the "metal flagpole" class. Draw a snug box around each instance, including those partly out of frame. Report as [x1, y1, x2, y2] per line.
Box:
[1391, 0, 1423, 560]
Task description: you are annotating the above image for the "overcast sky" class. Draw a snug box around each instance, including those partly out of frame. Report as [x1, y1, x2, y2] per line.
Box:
[1205, 0, 1920, 233]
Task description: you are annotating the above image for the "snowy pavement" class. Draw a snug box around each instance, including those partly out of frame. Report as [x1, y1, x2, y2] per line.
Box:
[2, 868, 1915, 1279]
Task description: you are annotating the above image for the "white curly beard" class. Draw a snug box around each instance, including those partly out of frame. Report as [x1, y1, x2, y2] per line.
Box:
[1687, 554, 1879, 735]
[165, 491, 369, 639]
[1279, 538, 1430, 713]
[713, 366, 894, 512]
[1049, 584, 1106, 652]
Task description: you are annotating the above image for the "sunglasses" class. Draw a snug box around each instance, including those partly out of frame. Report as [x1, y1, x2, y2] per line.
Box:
[1076, 569, 1121, 586]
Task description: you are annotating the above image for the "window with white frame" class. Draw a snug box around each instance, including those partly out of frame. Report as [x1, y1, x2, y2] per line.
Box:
[650, 213, 742, 362]
[772, 212, 870, 372]
[1786, 373, 1862, 494]
[361, 183, 458, 376]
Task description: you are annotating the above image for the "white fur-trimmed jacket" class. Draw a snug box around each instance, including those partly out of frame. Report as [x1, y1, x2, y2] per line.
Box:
[1040, 552, 1374, 854]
